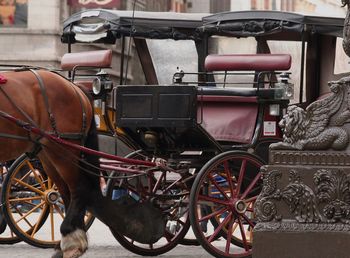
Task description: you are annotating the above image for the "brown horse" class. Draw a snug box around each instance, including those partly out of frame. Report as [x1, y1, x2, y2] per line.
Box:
[0, 69, 164, 258]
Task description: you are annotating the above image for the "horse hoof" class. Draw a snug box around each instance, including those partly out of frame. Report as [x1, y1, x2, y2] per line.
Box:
[51, 250, 63, 258]
[63, 248, 83, 258]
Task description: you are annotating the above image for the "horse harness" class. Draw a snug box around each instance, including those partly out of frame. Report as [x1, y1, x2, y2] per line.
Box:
[0, 68, 89, 146]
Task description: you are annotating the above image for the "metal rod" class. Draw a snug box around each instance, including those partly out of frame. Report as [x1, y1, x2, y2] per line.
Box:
[119, 35, 125, 85]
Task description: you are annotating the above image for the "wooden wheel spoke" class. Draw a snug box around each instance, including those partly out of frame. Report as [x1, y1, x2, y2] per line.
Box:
[244, 196, 258, 203]
[198, 194, 229, 206]
[208, 174, 229, 200]
[242, 213, 255, 228]
[12, 178, 44, 195]
[164, 178, 182, 193]
[25, 160, 45, 190]
[30, 216, 42, 237]
[54, 204, 65, 219]
[236, 159, 247, 195]
[175, 218, 186, 226]
[9, 196, 42, 203]
[241, 172, 261, 200]
[225, 215, 236, 253]
[16, 170, 33, 186]
[223, 160, 236, 197]
[48, 178, 53, 189]
[15, 202, 45, 224]
[237, 216, 250, 251]
[152, 172, 165, 194]
[208, 212, 232, 243]
[198, 207, 228, 223]
[164, 231, 173, 242]
[246, 207, 254, 212]
[50, 205, 55, 241]
[12, 205, 33, 228]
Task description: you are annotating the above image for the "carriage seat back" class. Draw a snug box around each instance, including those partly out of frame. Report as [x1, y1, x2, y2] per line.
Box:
[61, 49, 112, 71]
[200, 54, 291, 144]
[204, 54, 291, 72]
[199, 95, 258, 144]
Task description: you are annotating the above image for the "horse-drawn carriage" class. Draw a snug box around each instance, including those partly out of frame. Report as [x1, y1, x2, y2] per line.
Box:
[0, 7, 348, 258]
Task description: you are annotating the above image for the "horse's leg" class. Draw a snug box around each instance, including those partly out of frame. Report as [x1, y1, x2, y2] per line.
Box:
[38, 153, 71, 258]
[41, 148, 91, 258]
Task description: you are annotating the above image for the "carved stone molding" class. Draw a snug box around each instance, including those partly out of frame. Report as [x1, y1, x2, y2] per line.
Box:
[254, 222, 350, 232]
[270, 150, 350, 166]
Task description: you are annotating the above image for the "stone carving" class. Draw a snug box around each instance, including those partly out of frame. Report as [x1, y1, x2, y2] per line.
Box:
[256, 168, 350, 224]
[314, 169, 350, 223]
[271, 78, 350, 150]
[255, 167, 282, 222]
[281, 170, 321, 223]
[256, 168, 321, 223]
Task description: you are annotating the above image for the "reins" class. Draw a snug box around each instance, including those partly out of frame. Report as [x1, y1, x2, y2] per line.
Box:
[0, 69, 164, 181]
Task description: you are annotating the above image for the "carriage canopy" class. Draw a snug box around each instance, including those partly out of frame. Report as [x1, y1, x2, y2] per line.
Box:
[200, 10, 344, 38]
[62, 9, 206, 43]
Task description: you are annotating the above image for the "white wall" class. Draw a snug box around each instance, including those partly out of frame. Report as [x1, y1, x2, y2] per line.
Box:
[230, 0, 251, 11]
[28, 0, 61, 31]
[0, 0, 64, 66]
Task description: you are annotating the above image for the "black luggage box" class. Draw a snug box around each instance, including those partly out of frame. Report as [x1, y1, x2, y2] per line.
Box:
[116, 85, 197, 127]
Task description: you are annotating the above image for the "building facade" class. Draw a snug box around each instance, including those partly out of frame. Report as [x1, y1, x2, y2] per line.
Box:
[0, 0, 173, 83]
[231, 0, 345, 15]
[0, 0, 347, 81]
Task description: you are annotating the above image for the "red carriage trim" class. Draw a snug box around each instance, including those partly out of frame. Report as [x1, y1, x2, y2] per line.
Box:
[0, 74, 7, 84]
[205, 54, 292, 71]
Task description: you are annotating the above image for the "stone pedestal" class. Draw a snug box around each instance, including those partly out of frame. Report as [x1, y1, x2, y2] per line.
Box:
[254, 150, 350, 258]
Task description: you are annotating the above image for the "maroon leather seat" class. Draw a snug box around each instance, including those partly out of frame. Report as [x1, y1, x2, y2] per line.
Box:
[205, 54, 291, 72]
[60, 50, 113, 91]
[61, 49, 112, 71]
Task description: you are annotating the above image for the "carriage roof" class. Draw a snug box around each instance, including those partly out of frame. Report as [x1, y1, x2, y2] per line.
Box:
[61, 9, 206, 43]
[200, 10, 345, 38]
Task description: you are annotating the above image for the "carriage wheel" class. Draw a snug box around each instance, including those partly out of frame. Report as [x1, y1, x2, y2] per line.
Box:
[0, 209, 22, 245]
[105, 150, 191, 256]
[0, 165, 22, 245]
[1, 154, 94, 248]
[189, 151, 265, 258]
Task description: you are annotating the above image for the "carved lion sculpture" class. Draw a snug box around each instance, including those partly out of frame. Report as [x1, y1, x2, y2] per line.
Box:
[342, 0, 350, 57]
[271, 78, 350, 150]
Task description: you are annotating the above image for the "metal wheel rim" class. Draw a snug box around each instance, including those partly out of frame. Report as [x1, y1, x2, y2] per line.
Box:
[2, 155, 94, 248]
[106, 151, 191, 255]
[190, 152, 264, 258]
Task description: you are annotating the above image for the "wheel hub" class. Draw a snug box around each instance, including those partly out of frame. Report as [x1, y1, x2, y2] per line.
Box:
[234, 199, 247, 214]
[45, 191, 60, 205]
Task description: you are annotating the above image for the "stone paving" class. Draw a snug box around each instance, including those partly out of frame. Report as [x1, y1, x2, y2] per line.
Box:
[0, 219, 213, 258]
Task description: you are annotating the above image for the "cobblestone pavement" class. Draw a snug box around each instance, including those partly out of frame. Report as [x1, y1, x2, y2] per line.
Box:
[0, 219, 213, 258]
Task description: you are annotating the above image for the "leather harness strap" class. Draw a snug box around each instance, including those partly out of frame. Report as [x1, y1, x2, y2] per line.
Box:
[0, 133, 30, 141]
[30, 69, 59, 136]
[0, 68, 88, 142]
[29, 69, 88, 142]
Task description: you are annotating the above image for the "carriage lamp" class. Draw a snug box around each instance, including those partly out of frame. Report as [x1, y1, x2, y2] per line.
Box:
[92, 70, 113, 97]
[274, 72, 294, 100]
[173, 67, 185, 84]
